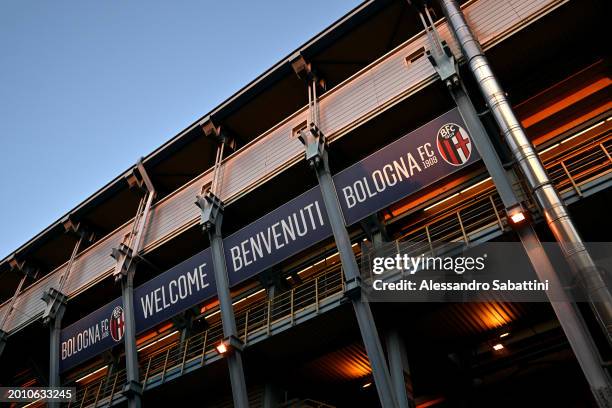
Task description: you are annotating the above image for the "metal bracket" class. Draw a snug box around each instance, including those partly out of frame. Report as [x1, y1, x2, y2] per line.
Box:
[219, 335, 244, 356]
[343, 276, 363, 301]
[122, 380, 144, 399]
[298, 123, 327, 169]
[201, 117, 236, 150]
[196, 191, 225, 234]
[62, 215, 95, 243]
[8, 255, 39, 280]
[417, 6, 460, 89]
[111, 243, 136, 281]
[41, 287, 68, 325]
[126, 159, 156, 197]
[292, 52, 328, 170]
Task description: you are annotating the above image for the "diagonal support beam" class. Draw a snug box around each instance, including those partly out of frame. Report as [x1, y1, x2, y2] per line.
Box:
[0, 274, 27, 358]
[0, 256, 38, 358]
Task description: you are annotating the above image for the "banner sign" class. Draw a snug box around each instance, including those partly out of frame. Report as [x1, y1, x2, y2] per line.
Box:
[224, 187, 332, 286]
[224, 108, 480, 284]
[61, 108, 478, 371]
[60, 297, 123, 373]
[60, 249, 215, 372]
[334, 108, 479, 225]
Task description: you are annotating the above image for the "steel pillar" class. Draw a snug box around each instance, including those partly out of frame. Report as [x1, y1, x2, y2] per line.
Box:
[291, 53, 398, 406]
[518, 228, 612, 405]
[386, 330, 414, 408]
[42, 287, 67, 408]
[298, 124, 398, 408]
[363, 217, 413, 408]
[262, 383, 283, 408]
[111, 246, 143, 408]
[417, 5, 612, 405]
[197, 192, 250, 408]
[0, 330, 6, 357]
[439, 0, 612, 342]
[108, 161, 156, 408]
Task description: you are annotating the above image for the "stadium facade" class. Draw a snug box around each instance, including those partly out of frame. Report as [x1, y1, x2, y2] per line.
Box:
[1, 0, 611, 406]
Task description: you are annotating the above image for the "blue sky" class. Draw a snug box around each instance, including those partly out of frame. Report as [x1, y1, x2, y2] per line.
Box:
[0, 0, 359, 258]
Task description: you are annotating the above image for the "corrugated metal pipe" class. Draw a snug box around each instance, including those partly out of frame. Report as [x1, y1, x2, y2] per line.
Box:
[438, 0, 612, 341]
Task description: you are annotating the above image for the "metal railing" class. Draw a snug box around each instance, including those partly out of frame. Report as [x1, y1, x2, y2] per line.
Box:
[66, 124, 612, 408]
[397, 129, 612, 246]
[67, 263, 345, 407]
[544, 132, 612, 199]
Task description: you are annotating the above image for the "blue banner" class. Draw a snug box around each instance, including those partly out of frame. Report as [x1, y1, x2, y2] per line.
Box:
[61, 108, 478, 371]
[60, 249, 215, 372]
[60, 298, 123, 373]
[224, 187, 332, 287]
[334, 108, 480, 225]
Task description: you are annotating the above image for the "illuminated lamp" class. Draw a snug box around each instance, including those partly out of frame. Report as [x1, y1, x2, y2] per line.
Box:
[216, 342, 228, 354]
[215, 335, 244, 356]
[506, 204, 529, 227]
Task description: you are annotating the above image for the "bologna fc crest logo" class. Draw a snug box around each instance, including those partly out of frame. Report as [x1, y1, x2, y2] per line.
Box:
[436, 123, 472, 166]
[109, 306, 125, 342]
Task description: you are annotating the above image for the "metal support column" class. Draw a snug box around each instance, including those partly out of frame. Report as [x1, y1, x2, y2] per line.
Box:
[363, 216, 414, 408]
[262, 383, 283, 408]
[386, 331, 414, 408]
[112, 248, 143, 408]
[291, 54, 398, 407]
[439, 0, 612, 341]
[40, 217, 90, 408]
[111, 160, 156, 408]
[303, 125, 398, 408]
[197, 121, 249, 408]
[42, 287, 67, 408]
[416, 4, 612, 405]
[518, 227, 612, 405]
[0, 330, 6, 357]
